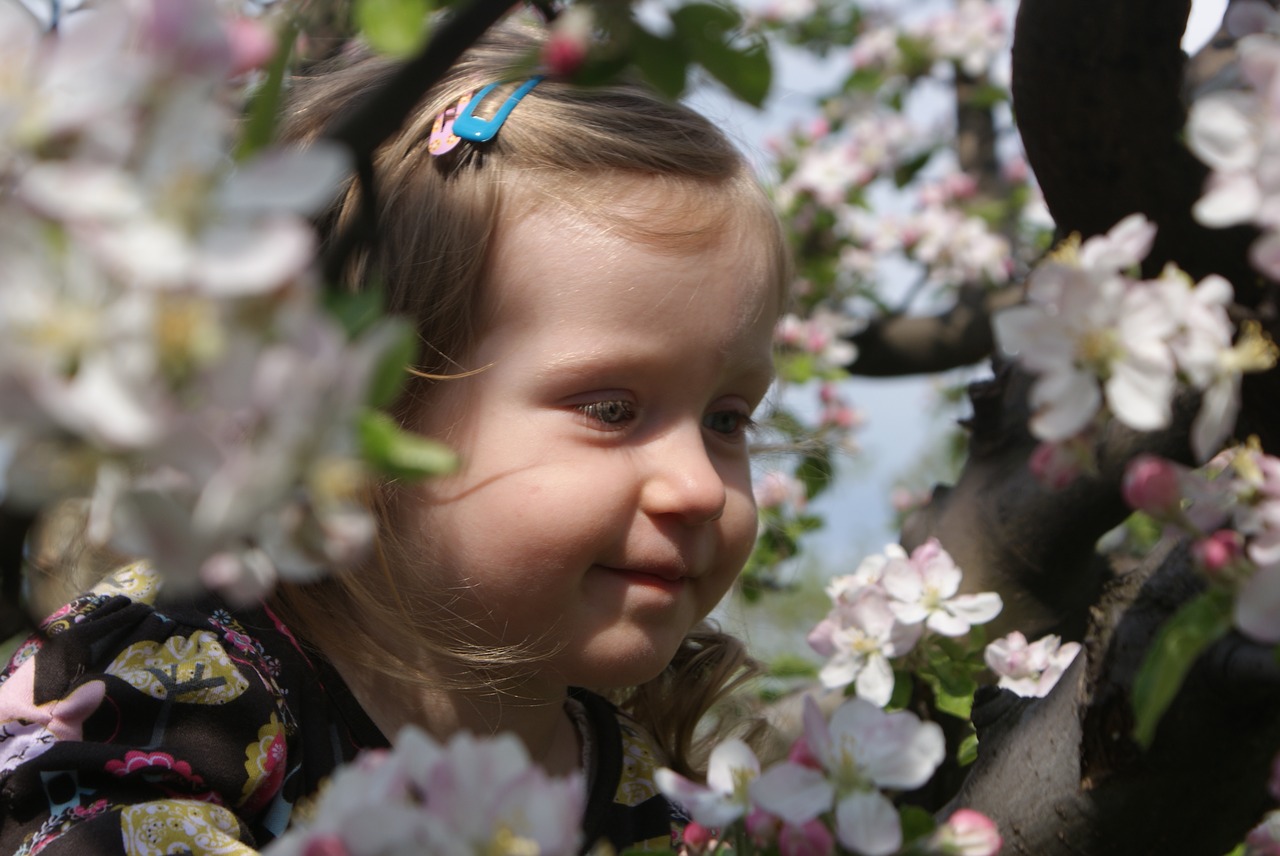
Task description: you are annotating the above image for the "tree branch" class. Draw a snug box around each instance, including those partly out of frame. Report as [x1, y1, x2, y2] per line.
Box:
[846, 282, 1023, 377]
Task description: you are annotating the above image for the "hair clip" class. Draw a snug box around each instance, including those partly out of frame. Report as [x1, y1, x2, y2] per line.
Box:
[450, 76, 545, 143]
[428, 94, 472, 156]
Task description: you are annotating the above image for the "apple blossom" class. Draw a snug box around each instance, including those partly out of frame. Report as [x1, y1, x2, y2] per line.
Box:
[983, 631, 1081, 698]
[1121, 454, 1183, 518]
[1247, 810, 1280, 856]
[266, 728, 584, 856]
[751, 696, 946, 856]
[655, 738, 762, 828]
[807, 586, 921, 705]
[881, 538, 1003, 636]
[928, 809, 1003, 856]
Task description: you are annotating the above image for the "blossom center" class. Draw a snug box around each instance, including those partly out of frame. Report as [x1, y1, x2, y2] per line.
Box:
[1075, 327, 1121, 374]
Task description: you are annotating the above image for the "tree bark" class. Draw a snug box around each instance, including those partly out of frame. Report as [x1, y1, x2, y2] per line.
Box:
[923, 0, 1280, 848]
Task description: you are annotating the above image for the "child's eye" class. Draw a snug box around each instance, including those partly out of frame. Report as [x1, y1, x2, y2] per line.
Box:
[577, 399, 636, 429]
[703, 410, 755, 438]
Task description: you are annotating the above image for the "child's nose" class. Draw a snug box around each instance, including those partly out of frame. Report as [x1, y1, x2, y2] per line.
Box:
[640, 425, 728, 525]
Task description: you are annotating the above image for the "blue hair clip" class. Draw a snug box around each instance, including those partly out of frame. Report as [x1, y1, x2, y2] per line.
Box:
[451, 76, 545, 143]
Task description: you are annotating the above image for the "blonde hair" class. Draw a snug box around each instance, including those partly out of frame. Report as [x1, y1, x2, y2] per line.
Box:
[270, 14, 790, 778]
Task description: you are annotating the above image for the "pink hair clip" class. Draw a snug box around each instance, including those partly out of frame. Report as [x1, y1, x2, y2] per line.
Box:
[428, 93, 473, 156]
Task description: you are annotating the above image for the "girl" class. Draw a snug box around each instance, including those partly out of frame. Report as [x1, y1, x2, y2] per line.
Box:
[0, 14, 790, 855]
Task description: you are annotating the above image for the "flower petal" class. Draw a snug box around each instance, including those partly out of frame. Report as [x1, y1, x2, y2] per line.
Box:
[834, 790, 901, 856]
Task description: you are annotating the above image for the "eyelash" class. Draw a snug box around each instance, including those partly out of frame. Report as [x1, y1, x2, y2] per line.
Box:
[575, 400, 757, 438]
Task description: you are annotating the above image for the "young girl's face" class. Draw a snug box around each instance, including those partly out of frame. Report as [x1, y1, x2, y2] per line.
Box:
[394, 182, 781, 690]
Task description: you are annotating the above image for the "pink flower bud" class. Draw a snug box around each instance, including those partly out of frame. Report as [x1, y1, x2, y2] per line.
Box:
[932, 809, 1002, 856]
[226, 17, 278, 76]
[1122, 454, 1182, 516]
[779, 819, 835, 856]
[541, 6, 593, 76]
[1192, 529, 1244, 576]
[1270, 750, 1280, 802]
[303, 835, 351, 856]
[1029, 441, 1081, 491]
[786, 735, 822, 769]
[682, 822, 714, 854]
[746, 807, 781, 844]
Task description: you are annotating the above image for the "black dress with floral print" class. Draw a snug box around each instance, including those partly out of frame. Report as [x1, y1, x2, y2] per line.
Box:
[0, 565, 682, 854]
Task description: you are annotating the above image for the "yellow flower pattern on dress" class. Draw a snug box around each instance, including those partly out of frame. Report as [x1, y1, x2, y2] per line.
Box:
[119, 800, 256, 856]
[240, 713, 285, 808]
[106, 633, 249, 704]
[617, 715, 674, 851]
[91, 563, 162, 605]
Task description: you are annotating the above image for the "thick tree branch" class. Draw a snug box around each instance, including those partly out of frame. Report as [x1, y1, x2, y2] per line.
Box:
[846, 282, 1022, 377]
[320, 0, 514, 284]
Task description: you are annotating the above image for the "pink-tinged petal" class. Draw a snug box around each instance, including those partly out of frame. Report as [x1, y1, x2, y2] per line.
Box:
[778, 818, 835, 856]
[750, 763, 833, 825]
[807, 617, 838, 657]
[1106, 358, 1174, 432]
[834, 790, 901, 856]
[926, 609, 974, 636]
[854, 653, 895, 707]
[1234, 564, 1280, 644]
[1186, 95, 1260, 173]
[1030, 369, 1100, 441]
[218, 143, 352, 217]
[1192, 376, 1241, 463]
[933, 809, 1003, 856]
[1250, 232, 1280, 281]
[880, 558, 923, 603]
[991, 305, 1045, 357]
[818, 650, 863, 690]
[854, 713, 946, 790]
[801, 695, 834, 769]
[889, 601, 930, 626]
[1194, 170, 1263, 227]
[706, 739, 760, 796]
[1079, 213, 1156, 273]
[946, 592, 1004, 626]
[195, 218, 315, 295]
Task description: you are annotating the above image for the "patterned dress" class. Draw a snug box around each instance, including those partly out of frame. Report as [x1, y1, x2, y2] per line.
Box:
[0, 565, 683, 855]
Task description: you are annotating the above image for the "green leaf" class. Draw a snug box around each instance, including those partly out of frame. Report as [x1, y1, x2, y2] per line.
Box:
[965, 81, 1009, 110]
[795, 447, 834, 500]
[355, 0, 431, 57]
[893, 148, 934, 188]
[1131, 588, 1233, 749]
[898, 805, 936, 844]
[358, 409, 456, 479]
[768, 653, 819, 679]
[235, 20, 298, 161]
[365, 319, 418, 408]
[324, 287, 386, 338]
[671, 3, 771, 107]
[887, 668, 913, 710]
[628, 24, 689, 99]
[957, 731, 979, 766]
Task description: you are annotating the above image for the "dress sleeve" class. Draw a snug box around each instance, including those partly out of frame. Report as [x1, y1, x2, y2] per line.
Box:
[0, 579, 291, 856]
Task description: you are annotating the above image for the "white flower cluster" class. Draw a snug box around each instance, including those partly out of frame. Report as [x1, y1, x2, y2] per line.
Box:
[657, 696, 1001, 856]
[993, 214, 1274, 464]
[848, 0, 1007, 79]
[0, 0, 404, 601]
[807, 539, 1003, 706]
[1125, 445, 1280, 645]
[1186, 2, 1280, 280]
[265, 727, 584, 856]
[982, 631, 1080, 698]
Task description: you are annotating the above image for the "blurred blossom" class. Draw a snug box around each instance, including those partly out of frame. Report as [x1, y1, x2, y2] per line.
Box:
[755, 470, 807, 512]
[656, 739, 761, 828]
[849, 25, 902, 73]
[775, 310, 861, 372]
[751, 696, 946, 856]
[1247, 810, 1280, 856]
[928, 809, 1003, 856]
[265, 728, 584, 856]
[983, 631, 1081, 698]
[0, 0, 409, 604]
[881, 538, 1003, 636]
[923, 0, 1007, 77]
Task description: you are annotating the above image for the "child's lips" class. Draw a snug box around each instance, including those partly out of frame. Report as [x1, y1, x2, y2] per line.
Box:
[600, 562, 689, 584]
